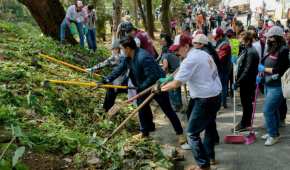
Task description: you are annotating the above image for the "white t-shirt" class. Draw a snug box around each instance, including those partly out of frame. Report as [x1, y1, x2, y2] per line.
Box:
[175, 48, 222, 99]
[66, 5, 87, 23]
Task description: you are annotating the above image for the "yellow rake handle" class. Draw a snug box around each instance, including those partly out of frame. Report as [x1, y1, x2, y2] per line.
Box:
[47, 80, 129, 89]
[39, 53, 101, 77]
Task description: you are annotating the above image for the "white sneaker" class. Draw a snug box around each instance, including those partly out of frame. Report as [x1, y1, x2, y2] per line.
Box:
[181, 143, 191, 150]
[261, 134, 269, 140]
[264, 136, 279, 146]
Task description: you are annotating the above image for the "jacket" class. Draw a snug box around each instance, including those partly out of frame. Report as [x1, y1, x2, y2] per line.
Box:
[261, 45, 290, 86]
[236, 46, 259, 86]
[106, 48, 165, 92]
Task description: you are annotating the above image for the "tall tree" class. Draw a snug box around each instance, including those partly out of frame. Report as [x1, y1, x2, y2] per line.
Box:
[144, 0, 155, 39]
[133, 0, 138, 26]
[92, 0, 108, 41]
[136, 0, 147, 30]
[18, 0, 77, 44]
[160, 0, 171, 36]
[112, 0, 122, 40]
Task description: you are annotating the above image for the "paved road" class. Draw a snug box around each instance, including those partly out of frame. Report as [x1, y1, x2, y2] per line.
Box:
[151, 95, 290, 170]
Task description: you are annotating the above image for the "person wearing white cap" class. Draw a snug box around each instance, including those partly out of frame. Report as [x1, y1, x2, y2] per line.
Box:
[163, 34, 222, 170]
[258, 26, 290, 146]
[60, 0, 87, 47]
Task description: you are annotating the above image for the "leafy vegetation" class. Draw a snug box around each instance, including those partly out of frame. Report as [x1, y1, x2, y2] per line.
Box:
[0, 19, 173, 169]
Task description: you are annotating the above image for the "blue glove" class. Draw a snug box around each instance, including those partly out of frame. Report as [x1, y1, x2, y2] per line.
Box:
[86, 68, 95, 73]
[232, 83, 238, 91]
[101, 77, 110, 84]
[231, 56, 238, 64]
[256, 76, 262, 84]
[258, 64, 265, 72]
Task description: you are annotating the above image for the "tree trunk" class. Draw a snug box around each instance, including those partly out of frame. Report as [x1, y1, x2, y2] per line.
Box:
[160, 0, 171, 36]
[133, 0, 138, 26]
[136, 0, 147, 30]
[145, 0, 154, 39]
[18, 0, 77, 45]
[112, 0, 122, 40]
[93, 0, 107, 41]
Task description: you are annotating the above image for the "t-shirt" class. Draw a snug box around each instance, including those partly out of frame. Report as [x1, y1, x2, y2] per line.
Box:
[252, 41, 262, 59]
[162, 53, 180, 73]
[66, 5, 87, 23]
[175, 48, 222, 98]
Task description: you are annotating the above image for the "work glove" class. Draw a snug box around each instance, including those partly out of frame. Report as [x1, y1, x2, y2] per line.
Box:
[158, 75, 174, 85]
[101, 76, 110, 84]
[256, 75, 262, 84]
[231, 56, 238, 64]
[232, 83, 238, 91]
[258, 64, 265, 72]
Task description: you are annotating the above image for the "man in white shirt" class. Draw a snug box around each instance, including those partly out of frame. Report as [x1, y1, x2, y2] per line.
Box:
[163, 34, 222, 170]
[60, 0, 87, 47]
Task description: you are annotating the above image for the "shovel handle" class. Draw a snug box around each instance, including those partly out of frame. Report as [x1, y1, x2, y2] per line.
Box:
[46, 80, 131, 89]
[39, 53, 100, 77]
[104, 93, 155, 144]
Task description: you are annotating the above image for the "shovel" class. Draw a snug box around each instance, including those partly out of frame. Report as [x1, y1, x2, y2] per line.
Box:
[224, 64, 245, 144]
[102, 92, 156, 145]
[244, 80, 260, 145]
[38, 53, 101, 77]
[43, 80, 135, 89]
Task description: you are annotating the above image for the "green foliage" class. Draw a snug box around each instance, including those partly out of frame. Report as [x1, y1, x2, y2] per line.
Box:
[0, 19, 173, 169]
[12, 146, 25, 167]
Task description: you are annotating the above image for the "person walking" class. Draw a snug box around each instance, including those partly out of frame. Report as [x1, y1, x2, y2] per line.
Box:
[163, 34, 222, 170]
[259, 26, 290, 146]
[103, 36, 186, 144]
[60, 0, 87, 47]
[232, 31, 259, 131]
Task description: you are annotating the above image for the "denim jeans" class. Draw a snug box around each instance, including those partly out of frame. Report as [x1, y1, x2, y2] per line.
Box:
[169, 87, 182, 111]
[60, 19, 84, 48]
[187, 95, 221, 168]
[86, 28, 97, 51]
[137, 92, 183, 135]
[263, 85, 283, 137]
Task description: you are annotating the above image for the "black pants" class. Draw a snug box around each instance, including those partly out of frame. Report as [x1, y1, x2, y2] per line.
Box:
[279, 98, 288, 121]
[240, 84, 256, 127]
[103, 88, 127, 112]
[137, 92, 183, 135]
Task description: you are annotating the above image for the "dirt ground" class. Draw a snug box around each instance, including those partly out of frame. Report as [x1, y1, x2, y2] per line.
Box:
[151, 94, 290, 170]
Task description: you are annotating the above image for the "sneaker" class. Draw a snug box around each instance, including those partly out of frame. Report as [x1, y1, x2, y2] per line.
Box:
[261, 134, 269, 140]
[181, 143, 191, 150]
[178, 134, 187, 145]
[264, 136, 279, 146]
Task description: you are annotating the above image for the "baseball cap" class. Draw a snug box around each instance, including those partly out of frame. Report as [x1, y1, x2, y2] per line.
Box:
[169, 34, 192, 52]
[265, 26, 284, 37]
[192, 34, 208, 45]
[212, 27, 224, 37]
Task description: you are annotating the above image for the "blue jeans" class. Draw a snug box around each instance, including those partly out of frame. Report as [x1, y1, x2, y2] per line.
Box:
[60, 19, 84, 47]
[263, 85, 283, 137]
[220, 69, 229, 107]
[187, 95, 221, 168]
[86, 28, 97, 51]
[169, 87, 182, 111]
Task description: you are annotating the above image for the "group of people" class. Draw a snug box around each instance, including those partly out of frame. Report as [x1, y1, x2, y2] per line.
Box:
[56, 1, 290, 169]
[60, 0, 97, 52]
